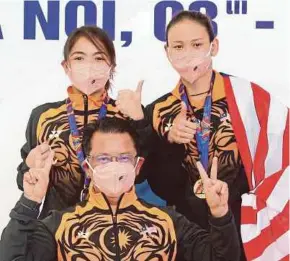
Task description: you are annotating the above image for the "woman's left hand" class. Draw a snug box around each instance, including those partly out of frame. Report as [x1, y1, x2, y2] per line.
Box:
[116, 80, 144, 120]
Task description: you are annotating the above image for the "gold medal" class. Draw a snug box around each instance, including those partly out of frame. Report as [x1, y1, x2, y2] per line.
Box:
[193, 178, 206, 199]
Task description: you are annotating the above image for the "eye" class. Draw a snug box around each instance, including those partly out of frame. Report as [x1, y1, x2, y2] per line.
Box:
[173, 45, 183, 50]
[95, 56, 105, 61]
[96, 155, 111, 164]
[192, 43, 202, 48]
[118, 154, 133, 163]
[73, 56, 84, 61]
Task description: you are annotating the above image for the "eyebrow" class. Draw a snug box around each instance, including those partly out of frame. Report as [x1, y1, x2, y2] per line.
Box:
[69, 51, 106, 57]
[92, 152, 135, 156]
[190, 38, 203, 42]
[172, 38, 203, 44]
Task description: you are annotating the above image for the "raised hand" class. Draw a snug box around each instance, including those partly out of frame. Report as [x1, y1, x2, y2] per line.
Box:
[196, 157, 229, 218]
[168, 102, 197, 144]
[23, 150, 54, 203]
[26, 142, 51, 169]
[116, 80, 144, 120]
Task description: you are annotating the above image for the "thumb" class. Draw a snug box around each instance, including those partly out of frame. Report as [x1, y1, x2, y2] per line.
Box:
[135, 80, 144, 95]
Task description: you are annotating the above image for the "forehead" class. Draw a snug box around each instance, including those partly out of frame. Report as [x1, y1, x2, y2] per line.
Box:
[168, 19, 209, 43]
[90, 132, 136, 154]
[70, 36, 107, 55]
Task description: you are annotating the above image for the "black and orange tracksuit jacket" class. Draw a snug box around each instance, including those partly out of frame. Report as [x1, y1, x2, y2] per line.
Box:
[16, 86, 149, 218]
[0, 186, 240, 261]
[139, 72, 249, 260]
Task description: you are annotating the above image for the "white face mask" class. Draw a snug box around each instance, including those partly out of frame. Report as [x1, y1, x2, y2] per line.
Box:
[86, 158, 140, 198]
[168, 43, 212, 84]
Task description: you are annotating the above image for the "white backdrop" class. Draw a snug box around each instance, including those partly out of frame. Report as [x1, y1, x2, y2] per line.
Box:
[0, 0, 289, 233]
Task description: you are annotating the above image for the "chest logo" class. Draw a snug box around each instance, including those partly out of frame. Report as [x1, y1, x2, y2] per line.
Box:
[140, 225, 157, 238]
[48, 130, 63, 140]
[77, 230, 90, 239]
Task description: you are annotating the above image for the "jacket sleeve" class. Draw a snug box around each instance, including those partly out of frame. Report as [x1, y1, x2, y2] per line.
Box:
[129, 105, 154, 159]
[16, 108, 41, 191]
[0, 195, 58, 261]
[166, 208, 240, 261]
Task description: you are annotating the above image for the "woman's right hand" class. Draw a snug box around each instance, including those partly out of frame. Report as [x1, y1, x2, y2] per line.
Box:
[25, 142, 51, 169]
[168, 102, 197, 144]
[24, 151, 54, 203]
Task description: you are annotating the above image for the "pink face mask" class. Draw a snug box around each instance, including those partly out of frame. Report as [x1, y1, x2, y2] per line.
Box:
[168, 44, 212, 84]
[67, 62, 111, 95]
[87, 160, 139, 198]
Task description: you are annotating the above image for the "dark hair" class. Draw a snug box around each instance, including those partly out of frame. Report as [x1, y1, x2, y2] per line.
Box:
[166, 10, 215, 45]
[83, 118, 140, 156]
[63, 26, 116, 90]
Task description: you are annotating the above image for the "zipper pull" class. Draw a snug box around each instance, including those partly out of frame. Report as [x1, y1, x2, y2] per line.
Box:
[113, 215, 117, 225]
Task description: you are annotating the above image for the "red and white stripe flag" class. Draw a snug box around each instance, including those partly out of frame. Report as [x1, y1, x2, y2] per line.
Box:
[224, 75, 289, 261]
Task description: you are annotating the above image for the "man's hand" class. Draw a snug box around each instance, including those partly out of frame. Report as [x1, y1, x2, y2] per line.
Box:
[116, 80, 144, 120]
[23, 151, 54, 203]
[196, 157, 229, 218]
[168, 102, 197, 144]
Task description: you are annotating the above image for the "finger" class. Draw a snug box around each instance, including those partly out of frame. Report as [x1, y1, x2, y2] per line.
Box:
[177, 138, 192, 144]
[210, 157, 218, 180]
[220, 182, 228, 195]
[173, 136, 191, 144]
[29, 170, 38, 184]
[135, 80, 144, 94]
[184, 120, 198, 131]
[212, 181, 223, 194]
[38, 151, 50, 160]
[176, 123, 196, 135]
[44, 151, 55, 172]
[39, 143, 50, 154]
[196, 161, 209, 182]
[24, 172, 33, 184]
[175, 131, 194, 140]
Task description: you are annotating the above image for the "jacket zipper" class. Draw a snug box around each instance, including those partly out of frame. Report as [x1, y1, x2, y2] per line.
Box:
[103, 194, 124, 261]
[82, 94, 88, 161]
[83, 94, 88, 130]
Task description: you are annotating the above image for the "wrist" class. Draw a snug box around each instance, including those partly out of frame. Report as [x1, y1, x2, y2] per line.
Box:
[210, 205, 229, 218]
[24, 193, 43, 204]
[130, 107, 144, 120]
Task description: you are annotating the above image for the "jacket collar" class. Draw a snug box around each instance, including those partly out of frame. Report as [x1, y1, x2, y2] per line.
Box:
[88, 184, 138, 210]
[67, 86, 107, 110]
[171, 71, 226, 106]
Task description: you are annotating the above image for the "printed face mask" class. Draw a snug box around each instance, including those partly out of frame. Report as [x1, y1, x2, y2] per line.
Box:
[168, 43, 212, 84]
[87, 159, 140, 198]
[67, 62, 110, 95]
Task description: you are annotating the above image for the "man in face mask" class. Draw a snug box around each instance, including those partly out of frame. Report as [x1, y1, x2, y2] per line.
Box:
[0, 118, 240, 261]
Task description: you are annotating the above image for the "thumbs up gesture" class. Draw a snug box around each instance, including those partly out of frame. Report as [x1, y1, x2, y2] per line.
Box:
[168, 102, 197, 144]
[196, 157, 229, 218]
[23, 150, 55, 203]
[116, 80, 144, 120]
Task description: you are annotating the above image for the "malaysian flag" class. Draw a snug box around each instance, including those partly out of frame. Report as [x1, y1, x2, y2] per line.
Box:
[223, 74, 289, 261]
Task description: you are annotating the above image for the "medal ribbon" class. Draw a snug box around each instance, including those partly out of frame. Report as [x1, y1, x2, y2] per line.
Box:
[179, 72, 215, 172]
[66, 96, 108, 200]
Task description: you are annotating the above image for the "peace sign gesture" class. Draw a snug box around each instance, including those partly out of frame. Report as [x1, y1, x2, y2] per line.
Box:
[23, 150, 55, 203]
[196, 157, 229, 218]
